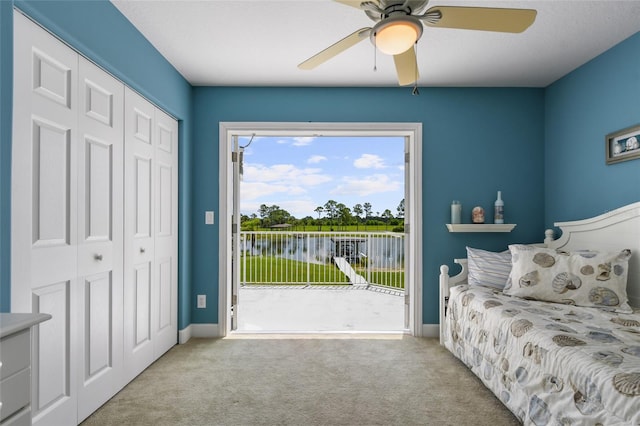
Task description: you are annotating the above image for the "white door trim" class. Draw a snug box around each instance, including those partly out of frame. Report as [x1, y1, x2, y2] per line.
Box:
[218, 122, 423, 336]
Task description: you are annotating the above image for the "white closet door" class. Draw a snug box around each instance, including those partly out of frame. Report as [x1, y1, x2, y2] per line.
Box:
[153, 109, 178, 357]
[123, 88, 156, 382]
[12, 12, 79, 426]
[13, 13, 179, 425]
[76, 56, 124, 422]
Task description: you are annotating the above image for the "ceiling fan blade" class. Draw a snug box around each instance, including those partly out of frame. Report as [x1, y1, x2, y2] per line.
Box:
[394, 47, 419, 86]
[298, 28, 371, 70]
[334, 0, 380, 10]
[423, 6, 537, 33]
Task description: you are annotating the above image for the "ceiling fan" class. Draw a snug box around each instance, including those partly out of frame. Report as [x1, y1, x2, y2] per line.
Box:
[298, 0, 537, 86]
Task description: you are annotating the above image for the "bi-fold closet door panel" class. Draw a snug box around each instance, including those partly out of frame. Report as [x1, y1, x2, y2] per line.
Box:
[123, 88, 156, 381]
[123, 88, 179, 383]
[76, 56, 124, 422]
[11, 12, 178, 426]
[153, 108, 178, 359]
[12, 12, 125, 426]
[11, 11, 125, 425]
[12, 12, 80, 426]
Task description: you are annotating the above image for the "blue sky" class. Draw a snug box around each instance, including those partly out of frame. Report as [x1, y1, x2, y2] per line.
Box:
[239, 136, 405, 218]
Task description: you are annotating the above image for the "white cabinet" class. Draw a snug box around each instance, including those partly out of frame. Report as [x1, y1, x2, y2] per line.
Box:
[11, 12, 178, 425]
[0, 331, 31, 425]
[0, 314, 51, 426]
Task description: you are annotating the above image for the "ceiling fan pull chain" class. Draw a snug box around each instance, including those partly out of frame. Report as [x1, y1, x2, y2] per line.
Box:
[373, 35, 377, 72]
[412, 44, 420, 96]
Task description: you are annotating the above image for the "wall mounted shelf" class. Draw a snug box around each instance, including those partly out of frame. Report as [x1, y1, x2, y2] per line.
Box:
[446, 224, 516, 233]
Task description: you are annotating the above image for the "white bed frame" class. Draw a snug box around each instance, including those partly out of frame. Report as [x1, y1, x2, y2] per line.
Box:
[439, 201, 640, 344]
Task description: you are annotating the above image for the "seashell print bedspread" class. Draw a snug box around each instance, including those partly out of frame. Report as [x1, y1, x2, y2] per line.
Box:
[444, 284, 640, 425]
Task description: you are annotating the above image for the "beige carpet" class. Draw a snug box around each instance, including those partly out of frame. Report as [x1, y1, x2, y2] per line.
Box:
[81, 335, 520, 426]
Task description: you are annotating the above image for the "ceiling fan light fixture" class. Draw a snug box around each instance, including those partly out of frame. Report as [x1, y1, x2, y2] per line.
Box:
[371, 15, 423, 55]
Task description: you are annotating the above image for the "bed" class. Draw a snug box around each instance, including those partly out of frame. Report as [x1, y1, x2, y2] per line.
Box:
[439, 202, 640, 425]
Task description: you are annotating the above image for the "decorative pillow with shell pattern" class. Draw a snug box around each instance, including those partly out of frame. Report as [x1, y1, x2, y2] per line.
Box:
[503, 244, 633, 313]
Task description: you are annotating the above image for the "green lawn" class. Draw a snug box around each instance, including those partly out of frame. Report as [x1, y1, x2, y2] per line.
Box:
[241, 256, 349, 285]
[240, 255, 404, 289]
[355, 269, 405, 289]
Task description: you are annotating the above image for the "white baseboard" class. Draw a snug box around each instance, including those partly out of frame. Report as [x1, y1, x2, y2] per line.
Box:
[178, 326, 191, 344]
[422, 324, 439, 338]
[180, 323, 437, 342]
[178, 323, 221, 344]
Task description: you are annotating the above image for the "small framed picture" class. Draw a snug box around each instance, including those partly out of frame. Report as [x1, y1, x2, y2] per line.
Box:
[606, 124, 640, 164]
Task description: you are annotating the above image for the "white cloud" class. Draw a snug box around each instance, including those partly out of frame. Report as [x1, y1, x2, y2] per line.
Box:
[241, 163, 332, 202]
[243, 163, 331, 186]
[292, 137, 316, 146]
[241, 181, 306, 201]
[354, 154, 386, 169]
[307, 155, 327, 164]
[330, 174, 401, 197]
[273, 136, 316, 146]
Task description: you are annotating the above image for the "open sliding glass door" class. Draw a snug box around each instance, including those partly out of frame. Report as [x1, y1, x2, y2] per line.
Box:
[403, 136, 410, 330]
[230, 136, 242, 331]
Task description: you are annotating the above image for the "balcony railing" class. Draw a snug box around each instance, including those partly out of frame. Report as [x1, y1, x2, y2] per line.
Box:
[239, 231, 405, 290]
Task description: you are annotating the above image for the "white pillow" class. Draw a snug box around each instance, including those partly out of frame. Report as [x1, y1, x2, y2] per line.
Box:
[504, 245, 633, 313]
[466, 246, 512, 290]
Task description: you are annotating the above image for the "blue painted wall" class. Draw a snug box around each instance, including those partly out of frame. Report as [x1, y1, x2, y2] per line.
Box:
[3, 0, 637, 329]
[545, 32, 640, 227]
[1, 1, 193, 328]
[0, 0, 14, 312]
[191, 87, 545, 325]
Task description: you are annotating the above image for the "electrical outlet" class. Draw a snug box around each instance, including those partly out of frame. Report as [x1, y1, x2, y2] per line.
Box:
[197, 294, 206, 309]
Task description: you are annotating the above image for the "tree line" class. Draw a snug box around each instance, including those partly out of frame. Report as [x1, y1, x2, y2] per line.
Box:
[241, 199, 405, 231]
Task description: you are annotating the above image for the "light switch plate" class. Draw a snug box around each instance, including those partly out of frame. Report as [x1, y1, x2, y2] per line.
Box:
[205, 211, 214, 225]
[197, 294, 206, 308]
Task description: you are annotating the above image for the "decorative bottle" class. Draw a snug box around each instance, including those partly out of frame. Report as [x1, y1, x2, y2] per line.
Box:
[451, 201, 461, 224]
[494, 191, 504, 224]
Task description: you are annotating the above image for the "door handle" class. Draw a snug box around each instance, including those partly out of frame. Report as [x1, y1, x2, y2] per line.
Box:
[94, 254, 103, 261]
[140, 247, 146, 254]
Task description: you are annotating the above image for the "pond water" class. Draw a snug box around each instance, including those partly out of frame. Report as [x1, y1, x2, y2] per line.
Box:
[240, 233, 404, 269]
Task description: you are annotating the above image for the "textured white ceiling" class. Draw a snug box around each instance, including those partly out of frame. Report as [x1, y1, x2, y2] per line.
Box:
[111, 0, 640, 87]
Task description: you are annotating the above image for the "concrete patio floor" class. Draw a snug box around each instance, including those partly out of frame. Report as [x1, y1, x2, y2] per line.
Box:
[236, 286, 405, 333]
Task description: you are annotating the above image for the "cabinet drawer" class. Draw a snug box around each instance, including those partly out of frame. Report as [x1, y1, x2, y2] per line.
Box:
[0, 368, 30, 422]
[0, 407, 30, 426]
[0, 330, 30, 380]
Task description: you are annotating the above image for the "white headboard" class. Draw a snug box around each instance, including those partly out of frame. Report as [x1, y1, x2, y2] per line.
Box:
[546, 202, 640, 308]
